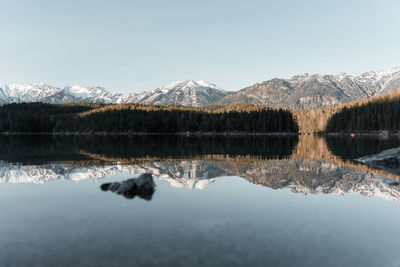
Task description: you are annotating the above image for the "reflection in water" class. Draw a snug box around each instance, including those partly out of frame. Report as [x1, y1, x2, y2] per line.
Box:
[227, 158, 400, 201]
[326, 135, 400, 160]
[132, 159, 400, 201]
[101, 174, 155, 200]
[0, 134, 298, 164]
[357, 146, 400, 177]
[1, 135, 400, 201]
[293, 135, 400, 181]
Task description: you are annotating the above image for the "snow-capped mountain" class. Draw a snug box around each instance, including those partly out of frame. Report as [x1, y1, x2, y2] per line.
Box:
[128, 80, 231, 107]
[0, 87, 14, 105]
[0, 83, 125, 104]
[2, 82, 60, 103]
[0, 80, 229, 107]
[218, 66, 400, 109]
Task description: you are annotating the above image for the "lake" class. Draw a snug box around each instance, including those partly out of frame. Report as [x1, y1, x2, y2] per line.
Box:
[1, 134, 400, 267]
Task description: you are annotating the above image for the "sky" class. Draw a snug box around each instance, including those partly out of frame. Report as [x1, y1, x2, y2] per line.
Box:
[0, 0, 399, 93]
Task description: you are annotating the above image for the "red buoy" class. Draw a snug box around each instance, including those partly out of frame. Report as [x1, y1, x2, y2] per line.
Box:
[351, 133, 355, 138]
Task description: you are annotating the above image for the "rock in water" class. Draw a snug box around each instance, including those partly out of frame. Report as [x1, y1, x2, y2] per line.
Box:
[100, 174, 155, 200]
[356, 147, 400, 176]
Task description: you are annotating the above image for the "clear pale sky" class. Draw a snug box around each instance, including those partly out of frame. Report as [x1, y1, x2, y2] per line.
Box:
[1, 0, 399, 93]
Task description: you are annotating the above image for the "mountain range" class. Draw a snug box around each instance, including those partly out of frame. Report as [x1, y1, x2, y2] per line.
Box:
[0, 80, 230, 107]
[218, 66, 400, 109]
[1, 66, 400, 109]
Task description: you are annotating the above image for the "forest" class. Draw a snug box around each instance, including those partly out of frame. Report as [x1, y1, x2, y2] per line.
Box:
[1, 88, 400, 134]
[325, 95, 400, 133]
[0, 102, 298, 133]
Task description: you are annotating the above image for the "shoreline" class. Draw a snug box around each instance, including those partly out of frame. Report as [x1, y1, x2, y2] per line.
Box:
[356, 147, 400, 178]
[0, 131, 399, 137]
[0, 131, 299, 136]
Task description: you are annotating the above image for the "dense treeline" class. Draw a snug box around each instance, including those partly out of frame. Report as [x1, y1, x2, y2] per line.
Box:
[293, 88, 400, 133]
[78, 103, 298, 133]
[0, 103, 103, 132]
[325, 93, 400, 133]
[0, 102, 298, 133]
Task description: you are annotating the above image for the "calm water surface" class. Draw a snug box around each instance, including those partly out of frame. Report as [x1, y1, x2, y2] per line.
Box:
[1, 135, 400, 267]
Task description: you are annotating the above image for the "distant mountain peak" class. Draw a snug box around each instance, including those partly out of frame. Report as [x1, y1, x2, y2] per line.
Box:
[162, 81, 185, 91]
[160, 80, 223, 91]
[374, 65, 400, 75]
[135, 80, 230, 107]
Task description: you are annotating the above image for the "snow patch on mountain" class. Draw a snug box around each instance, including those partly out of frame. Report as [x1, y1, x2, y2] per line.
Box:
[132, 80, 231, 107]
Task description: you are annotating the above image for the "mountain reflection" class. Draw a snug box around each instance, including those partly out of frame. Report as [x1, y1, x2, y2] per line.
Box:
[1, 135, 400, 201]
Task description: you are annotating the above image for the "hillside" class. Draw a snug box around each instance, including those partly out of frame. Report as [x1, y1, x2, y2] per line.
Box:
[218, 67, 400, 110]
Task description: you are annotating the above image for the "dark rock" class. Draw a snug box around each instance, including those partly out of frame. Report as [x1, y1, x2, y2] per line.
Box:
[100, 174, 155, 200]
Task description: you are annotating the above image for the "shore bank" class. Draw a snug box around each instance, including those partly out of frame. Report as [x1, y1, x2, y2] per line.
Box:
[0, 131, 299, 136]
[2, 131, 400, 137]
[356, 147, 400, 178]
